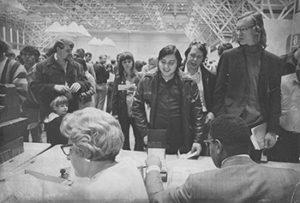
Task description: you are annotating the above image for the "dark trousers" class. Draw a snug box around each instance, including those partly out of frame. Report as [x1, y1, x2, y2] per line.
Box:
[120, 116, 144, 151]
[22, 124, 42, 143]
[249, 127, 300, 163]
[154, 116, 182, 154]
[21, 106, 42, 143]
[106, 82, 114, 113]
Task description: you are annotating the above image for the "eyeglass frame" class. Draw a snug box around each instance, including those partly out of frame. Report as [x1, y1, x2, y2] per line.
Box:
[235, 24, 255, 32]
[60, 144, 73, 156]
[203, 138, 221, 147]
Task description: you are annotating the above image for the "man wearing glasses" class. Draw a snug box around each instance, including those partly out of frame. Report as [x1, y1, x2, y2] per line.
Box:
[145, 114, 300, 203]
[212, 12, 282, 161]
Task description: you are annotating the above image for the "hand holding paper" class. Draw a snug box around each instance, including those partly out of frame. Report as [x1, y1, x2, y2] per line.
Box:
[264, 132, 277, 149]
[250, 123, 267, 150]
[178, 151, 198, 159]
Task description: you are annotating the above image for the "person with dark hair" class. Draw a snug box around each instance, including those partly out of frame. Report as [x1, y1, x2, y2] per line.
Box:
[212, 11, 282, 161]
[73, 48, 85, 59]
[38, 54, 47, 62]
[111, 58, 118, 75]
[112, 51, 143, 151]
[0, 39, 27, 109]
[208, 42, 234, 75]
[20, 46, 42, 142]
[145, 114, 300, 203]
[132, 45, 204, 154]
[135, 60, 145, 72]
[30, 39, 91, 121]
[105, 63, 115, 113]
[75, 49, 96, 80]
[94, 54, 109, 110]
[74, 58, 96, 109]
[183, 41, 217, 155]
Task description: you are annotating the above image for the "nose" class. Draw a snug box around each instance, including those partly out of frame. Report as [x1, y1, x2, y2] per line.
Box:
[192, 56, 197, 61]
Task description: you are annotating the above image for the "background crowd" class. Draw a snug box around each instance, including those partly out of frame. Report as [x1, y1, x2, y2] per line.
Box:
[0, 11, 300, 163]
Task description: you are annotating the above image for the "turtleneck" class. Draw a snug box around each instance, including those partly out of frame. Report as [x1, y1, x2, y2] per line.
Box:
[240, 44, 264, 127]
[242, 44, 262, 54]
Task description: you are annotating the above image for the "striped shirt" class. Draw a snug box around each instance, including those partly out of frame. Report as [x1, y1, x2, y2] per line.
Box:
[0, 57, 28, 104]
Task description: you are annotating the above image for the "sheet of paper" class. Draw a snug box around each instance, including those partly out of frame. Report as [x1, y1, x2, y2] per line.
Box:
[117, 84, 135, 91]
[250, 122, 267, 150]
[178, 151, 198, 159]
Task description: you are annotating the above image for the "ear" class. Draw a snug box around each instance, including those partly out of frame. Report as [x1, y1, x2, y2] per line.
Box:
[215, 139, 223, 154]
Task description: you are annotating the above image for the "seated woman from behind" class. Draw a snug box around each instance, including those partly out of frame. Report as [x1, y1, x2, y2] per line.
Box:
[60, 107, 148, 203]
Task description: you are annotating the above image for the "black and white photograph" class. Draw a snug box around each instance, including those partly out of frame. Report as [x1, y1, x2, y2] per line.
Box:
[1, 0, 300, 202]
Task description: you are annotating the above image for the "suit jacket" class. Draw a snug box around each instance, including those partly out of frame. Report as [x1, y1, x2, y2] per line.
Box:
[146, 156, 300, 203]
[212, 45, 281, 133]
[291, 181, 300, 203]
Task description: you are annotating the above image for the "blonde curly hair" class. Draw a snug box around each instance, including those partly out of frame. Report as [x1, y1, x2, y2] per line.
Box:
[60, 107, 124, 161]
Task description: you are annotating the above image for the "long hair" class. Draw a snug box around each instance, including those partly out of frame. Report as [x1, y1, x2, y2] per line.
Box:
[118, 51, 136, 79]
[237, 11, 267, 49]
[157, 45, 182, 75]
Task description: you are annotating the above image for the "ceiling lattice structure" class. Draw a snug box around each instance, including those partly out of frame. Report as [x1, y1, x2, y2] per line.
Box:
[0, 0, 296, 49]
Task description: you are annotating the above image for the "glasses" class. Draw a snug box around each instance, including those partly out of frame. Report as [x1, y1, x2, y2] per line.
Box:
[203, 138, 220, 147]
[235, 24, 255, 32]
[60, 144, 73, 156]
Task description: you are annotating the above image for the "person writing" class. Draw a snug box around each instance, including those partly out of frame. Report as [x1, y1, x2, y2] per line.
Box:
[145, 114, 300, 203]
[60, 107, 149, 202]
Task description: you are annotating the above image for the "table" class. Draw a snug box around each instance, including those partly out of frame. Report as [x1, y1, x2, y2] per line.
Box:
[1, 144, 300, 202]
[0, 142, 51, 180]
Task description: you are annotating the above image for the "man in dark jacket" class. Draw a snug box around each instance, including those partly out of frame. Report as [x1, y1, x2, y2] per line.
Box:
[30, 39, 91, 120]
[132, 45, 204, 154]
[212, 12, 281, 161]
[183, 41, 216, 155]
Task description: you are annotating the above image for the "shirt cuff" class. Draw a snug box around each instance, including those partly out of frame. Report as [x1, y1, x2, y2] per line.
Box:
[146, 165, 160, 174]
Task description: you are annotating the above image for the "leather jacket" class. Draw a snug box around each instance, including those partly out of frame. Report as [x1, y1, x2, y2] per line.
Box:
[132, 71, 205, 152]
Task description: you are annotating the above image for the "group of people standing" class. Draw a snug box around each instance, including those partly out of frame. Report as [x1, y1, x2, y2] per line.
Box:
[1, 10, 299, 164]
[1, 10, 300, 203]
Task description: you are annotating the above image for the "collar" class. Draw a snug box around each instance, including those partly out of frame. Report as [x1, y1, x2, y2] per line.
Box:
[184, 63, 201, 76]
[221, 154, 253, 168]
[158, 72, 178, 84]
[44, 112, 60, 123]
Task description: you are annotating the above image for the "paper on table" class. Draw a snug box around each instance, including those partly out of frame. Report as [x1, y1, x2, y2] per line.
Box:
[250, 122, 267, 150]
[118, 84, 135, 91]
[178, 151, 198, 159]
[147, 148, 167, 170]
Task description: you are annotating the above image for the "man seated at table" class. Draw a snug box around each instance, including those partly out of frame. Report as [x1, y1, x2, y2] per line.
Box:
[145, 114, 300, 203]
